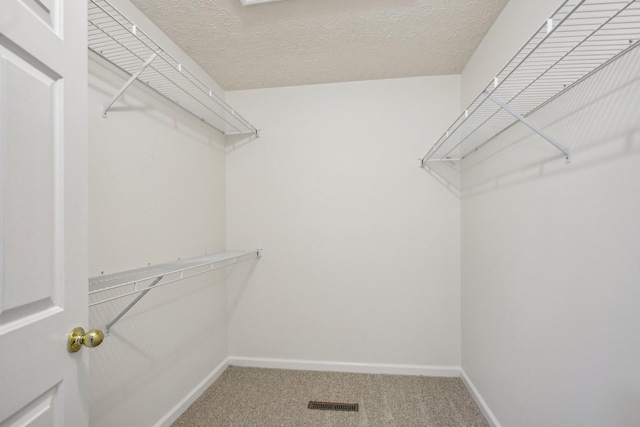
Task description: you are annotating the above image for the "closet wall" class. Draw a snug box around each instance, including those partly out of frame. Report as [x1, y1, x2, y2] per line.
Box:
[87, 2, 230, 426]
[460, 0, 640, 426]
[225, 76, 462, 371]
[86, 0, 640, 425]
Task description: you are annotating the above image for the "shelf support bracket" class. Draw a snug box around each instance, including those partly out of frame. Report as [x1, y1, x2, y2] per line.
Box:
[105, 275, 163, 335]
[103, 50, 160, 118]
[484, 91, 571, 163]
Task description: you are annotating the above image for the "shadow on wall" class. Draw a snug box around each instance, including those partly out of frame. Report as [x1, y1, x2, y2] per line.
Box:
[225, 132, 260, 153]
[226, 256, 261, 321]
[422, 43, 640, 198]
[89, 53, 228, 154]
[422, 160, 462, 197]
[88, 256, 259, 424]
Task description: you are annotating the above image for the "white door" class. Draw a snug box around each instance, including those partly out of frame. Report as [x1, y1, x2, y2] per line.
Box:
[0, 0, 89, 426]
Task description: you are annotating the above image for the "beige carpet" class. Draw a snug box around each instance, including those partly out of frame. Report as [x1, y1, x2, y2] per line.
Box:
[172, 367, 489, 427]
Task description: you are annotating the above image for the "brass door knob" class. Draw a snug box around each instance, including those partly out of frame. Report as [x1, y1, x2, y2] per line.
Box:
[67, 327, 104, 353]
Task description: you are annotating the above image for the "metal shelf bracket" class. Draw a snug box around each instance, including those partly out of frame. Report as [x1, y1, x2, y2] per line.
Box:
[104, 276, 163, 335]
[484, 91, 571, 164]
[420, 0, 640, 167]
[89, 251, 261, 335]
[89, 0, 259, 136]
[103, 50, 159, 118]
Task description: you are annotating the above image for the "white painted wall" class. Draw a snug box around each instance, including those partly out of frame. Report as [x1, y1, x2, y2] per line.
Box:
[226, 76, 462, 369]
[460, 1, 640, 425]
[87, 2, 231, 425]
[88, 2, 640, 426]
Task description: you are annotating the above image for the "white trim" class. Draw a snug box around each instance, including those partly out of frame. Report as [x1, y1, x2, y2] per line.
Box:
[228, 356, 460, 377]
[239, 0, 285, 5]
[151, 358, 496, 427]
[154, 358, 230, 427]
[460, 368, 502, 427]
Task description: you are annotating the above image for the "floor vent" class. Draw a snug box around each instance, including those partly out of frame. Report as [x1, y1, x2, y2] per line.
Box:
[308, 401, 359, 412]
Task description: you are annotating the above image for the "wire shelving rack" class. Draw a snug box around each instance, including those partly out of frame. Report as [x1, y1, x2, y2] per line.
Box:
[88, 0, 259, 137]
[421, 0, 640, 165]
[89, 250, 261, 334]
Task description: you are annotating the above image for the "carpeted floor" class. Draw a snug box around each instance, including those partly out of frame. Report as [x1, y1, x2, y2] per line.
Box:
[171, 367, 489, 426]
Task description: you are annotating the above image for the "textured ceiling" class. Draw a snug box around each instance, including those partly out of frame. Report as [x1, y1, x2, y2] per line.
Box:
[128, 0, 510, 90]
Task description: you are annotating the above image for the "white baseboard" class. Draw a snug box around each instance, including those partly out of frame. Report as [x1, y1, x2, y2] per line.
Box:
[228, 356, 460, 377]
[460, 368, 501, 427]
[153, 358, 496, 427]
[154, 358, 230, 427]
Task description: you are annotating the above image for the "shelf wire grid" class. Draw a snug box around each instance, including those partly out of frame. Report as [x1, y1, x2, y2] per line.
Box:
[88, 251, 259, 307]
[422, 0, 640, 163]
[88, 0, 258, 136]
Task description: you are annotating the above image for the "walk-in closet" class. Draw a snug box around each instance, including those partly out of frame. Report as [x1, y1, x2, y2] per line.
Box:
[1, 0, 639, 426]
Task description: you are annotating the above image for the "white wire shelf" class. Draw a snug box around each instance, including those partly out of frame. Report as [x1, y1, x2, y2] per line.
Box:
[88, 0, 259, 137]
[421, 0, 640, 165]
[89, 250, 261, 333]
[89, 250, 260, 304]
